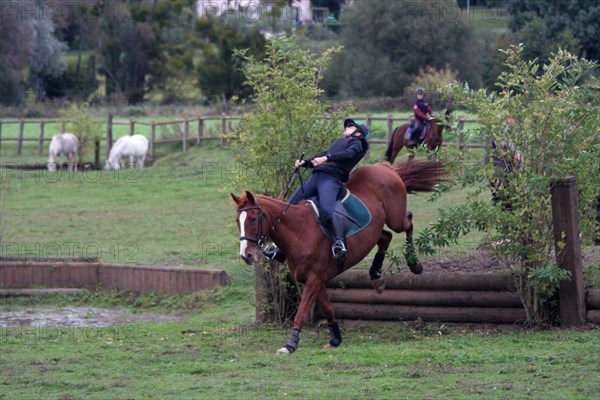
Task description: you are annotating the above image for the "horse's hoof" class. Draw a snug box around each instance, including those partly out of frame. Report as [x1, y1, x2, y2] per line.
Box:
[371, 278, 385, 294]
[276, 347, 290, 354]
[322, 343, 338, 349]
[408, 262, 423, 275]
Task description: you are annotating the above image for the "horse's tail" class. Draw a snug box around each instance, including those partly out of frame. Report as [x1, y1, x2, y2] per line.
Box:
[393, 159, 448, 193]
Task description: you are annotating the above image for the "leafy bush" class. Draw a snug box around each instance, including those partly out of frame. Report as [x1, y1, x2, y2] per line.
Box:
[421, 45, 600, 325]
[59, 102, 102, 161]
[231, 35, 348, 196]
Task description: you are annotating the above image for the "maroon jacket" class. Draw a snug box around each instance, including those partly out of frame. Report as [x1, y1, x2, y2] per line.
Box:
[413, 99, 433, 121]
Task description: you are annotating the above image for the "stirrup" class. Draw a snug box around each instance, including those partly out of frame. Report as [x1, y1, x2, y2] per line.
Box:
[332, 240, 347, 259]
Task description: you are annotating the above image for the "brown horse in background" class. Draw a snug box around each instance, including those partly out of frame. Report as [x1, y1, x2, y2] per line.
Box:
[232, 160, 447, 354]
[385, 110, 451, 164]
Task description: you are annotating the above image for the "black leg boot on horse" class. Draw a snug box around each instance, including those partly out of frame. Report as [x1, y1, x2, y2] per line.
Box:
[261, 243, 286, 264]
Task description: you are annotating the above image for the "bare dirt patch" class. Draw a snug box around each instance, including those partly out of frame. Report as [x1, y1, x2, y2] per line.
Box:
[0, 306, 187, 327]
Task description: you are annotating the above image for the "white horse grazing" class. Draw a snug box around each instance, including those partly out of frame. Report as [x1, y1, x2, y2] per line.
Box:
[105, 134, 148, 170]
[48, 133, 79, 172]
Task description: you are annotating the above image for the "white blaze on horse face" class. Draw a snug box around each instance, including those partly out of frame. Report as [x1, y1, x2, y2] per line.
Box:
[239, 211, 248, 257]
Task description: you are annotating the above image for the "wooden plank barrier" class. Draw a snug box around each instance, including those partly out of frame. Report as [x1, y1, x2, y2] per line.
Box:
[331, 303, 526, 324]
[327, 270, 513, 291]
[323, 270, 600, 324]
[0, 261, 229, 294]
[323, 270, 525, 323]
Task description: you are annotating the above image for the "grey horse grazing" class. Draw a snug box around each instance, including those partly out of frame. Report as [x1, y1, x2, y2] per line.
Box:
[48, 133, 79, 172]
[105, 135, 148, 170]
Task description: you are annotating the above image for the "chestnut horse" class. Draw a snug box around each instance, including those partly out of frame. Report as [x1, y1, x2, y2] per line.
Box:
[232, 160, 447, 354]
[384, 111, 451, 164]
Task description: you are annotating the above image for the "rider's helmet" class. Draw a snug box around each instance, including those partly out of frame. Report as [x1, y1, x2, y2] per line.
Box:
[343, 118, 358, 129]
[416, 87, 425, 95]
[343, 118, 370, 141]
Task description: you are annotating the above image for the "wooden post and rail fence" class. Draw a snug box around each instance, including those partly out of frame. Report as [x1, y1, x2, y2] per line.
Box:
[0, 114, 482, 169]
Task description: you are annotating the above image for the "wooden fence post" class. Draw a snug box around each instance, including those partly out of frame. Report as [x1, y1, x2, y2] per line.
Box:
[38, 120, 45, 155]
[221, 115, 226, 147]
[17, 119, 24, 155]
[457, 119, 465, 149]
[183, 120, 189, 152]
[150, 122, 156, 162]
[386, 115, 394, 149]
[60, 118, 65, 133]
[129, 119, 135, 136]
[551, 176, 586, 327]
[94, 140, 100, 169]
[106, 113, 113, 159]
[197, 118, 204, 147]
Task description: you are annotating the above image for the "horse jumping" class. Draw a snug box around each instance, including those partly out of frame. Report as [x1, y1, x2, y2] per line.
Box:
[105, 135, 148, 170]
[232, 160, 447, 354]
[384, 110, 451, 164]
[48, 133, 79, 172]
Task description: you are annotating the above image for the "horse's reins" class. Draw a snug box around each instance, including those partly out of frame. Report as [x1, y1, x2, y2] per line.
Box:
[238, 154, 306, 248]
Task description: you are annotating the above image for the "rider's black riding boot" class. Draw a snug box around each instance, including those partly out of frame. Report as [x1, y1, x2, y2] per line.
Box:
[330, 213, 347, 260]
[410, 126, 420, 146]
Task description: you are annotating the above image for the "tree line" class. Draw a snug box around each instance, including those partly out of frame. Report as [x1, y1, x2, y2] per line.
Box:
[1, 0, 598, 107]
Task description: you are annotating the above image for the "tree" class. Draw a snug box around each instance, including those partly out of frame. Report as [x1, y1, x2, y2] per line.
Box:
[508, 0, 600, 62]
[325, 0, 482, 98]
[194, 19, 267, 103]
[421, 45, 599, 325]
[96, 1, 157, 104]
[0, 0, 67, 105]
[232, 35, 347, 196]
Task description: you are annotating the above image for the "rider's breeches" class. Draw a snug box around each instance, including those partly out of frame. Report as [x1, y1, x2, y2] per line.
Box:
[288, 171, 343, 226]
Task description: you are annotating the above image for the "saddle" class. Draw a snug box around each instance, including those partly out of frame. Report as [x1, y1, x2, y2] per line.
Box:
[305, 188, 372, 239]
[405, 120, 429, 146]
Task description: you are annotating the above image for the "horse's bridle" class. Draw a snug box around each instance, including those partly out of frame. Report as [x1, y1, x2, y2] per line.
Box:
[237, 199, 293, 249]
[238, 204, 270, 247]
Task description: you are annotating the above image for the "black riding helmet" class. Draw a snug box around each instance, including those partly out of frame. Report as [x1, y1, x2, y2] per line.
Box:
[343, 118, 370, 140]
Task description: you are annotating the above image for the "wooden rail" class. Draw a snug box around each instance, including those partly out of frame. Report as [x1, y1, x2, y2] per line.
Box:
[0, 114, 483, 161]
[0, 261, 229, 294]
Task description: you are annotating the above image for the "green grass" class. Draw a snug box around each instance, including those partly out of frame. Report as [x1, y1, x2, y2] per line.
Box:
[1, 320, 598, 399]
[2, 142, 599, 399]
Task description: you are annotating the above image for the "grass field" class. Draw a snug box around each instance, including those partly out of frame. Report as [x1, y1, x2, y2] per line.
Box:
[1, 140, 599, 399]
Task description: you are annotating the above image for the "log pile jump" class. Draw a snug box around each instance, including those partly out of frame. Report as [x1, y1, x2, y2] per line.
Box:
[322, 270, 526, 324]
[319, 270, 600, 324]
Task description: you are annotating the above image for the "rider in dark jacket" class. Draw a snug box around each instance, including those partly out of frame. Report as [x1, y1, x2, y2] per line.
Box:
[411, 87, 434, 145]
[289, 118, 369, 259]
[265, 119, 369, 263]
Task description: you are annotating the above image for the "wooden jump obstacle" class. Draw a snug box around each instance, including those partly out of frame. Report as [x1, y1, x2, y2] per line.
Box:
[0, 261, 229, 294]
[319, 269, 600, 324]
[321, 270, 526, 324]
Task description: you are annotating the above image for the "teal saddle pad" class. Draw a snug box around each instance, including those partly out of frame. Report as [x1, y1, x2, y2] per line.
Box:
[306, 190, 372, 240]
